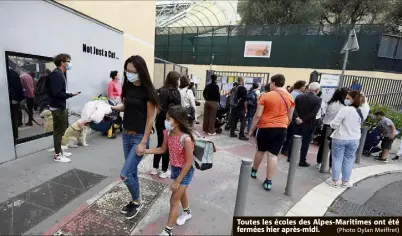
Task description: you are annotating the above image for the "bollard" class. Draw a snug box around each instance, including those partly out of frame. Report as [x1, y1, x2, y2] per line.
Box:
[320, 126, 332, 173]
[355, 127, 369, 164]
[285, 135, 302, 197]
[233, 158, 253, 216]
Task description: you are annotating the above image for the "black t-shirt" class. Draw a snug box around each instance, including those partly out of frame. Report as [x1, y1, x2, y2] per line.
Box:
[123, 84, 150, 133]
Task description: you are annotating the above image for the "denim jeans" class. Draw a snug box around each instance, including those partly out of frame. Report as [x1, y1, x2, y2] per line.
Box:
[247, 116, 253, 132]
[287, 124, 314, 163]
[121, 133, 149, 201]
[331, 139, 359, 182]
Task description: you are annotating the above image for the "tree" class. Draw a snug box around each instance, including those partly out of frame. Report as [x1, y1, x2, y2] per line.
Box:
[321, 0, 392, 25]
[237, 0, 323, 25]
[383, 0, 402, 34]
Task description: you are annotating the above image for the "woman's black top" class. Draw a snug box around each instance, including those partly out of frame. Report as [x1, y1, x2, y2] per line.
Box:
[157, 87, 181, 112]
[123, 84, 150, 133]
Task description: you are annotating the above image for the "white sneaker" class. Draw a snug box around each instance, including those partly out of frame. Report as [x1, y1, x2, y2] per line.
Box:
[159, 171, 170, 179]
[208, 132, 216, 136]
[315, 163, 321, 169]
[54, 154, 71, 163]
[159, 229, 172, 236]
[63, 152, 72, 157]
[326, 179, 338, 188]
[340, 182, 352, 188]
[176, 212, 192, 226]
[151, 168, 159, 175]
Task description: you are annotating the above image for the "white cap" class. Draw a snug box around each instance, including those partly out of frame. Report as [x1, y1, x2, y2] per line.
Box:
[308, 82, 320, 91]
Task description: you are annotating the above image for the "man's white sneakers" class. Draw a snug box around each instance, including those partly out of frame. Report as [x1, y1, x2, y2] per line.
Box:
[54, 154, 71, 163]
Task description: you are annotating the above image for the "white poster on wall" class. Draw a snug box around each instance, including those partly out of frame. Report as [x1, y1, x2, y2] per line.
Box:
[191, 74, 201, 84]
[222, 83, 233, 91]
[244, 41, 272, 58]
[320, 74, 340, 103]
[245, 77, 254, 84]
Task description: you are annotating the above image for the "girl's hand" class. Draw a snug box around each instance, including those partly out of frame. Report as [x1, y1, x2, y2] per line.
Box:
[136, 142, 146, 156]
[171, 180, 180, 192]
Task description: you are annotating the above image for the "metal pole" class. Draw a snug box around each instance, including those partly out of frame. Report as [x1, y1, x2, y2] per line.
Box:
[340, 49, 349, 86]
[234, 158, 253, 216]
[320, 126, 332, 173]
[285, 135, 302, 197]
[355, 127, 369, 164]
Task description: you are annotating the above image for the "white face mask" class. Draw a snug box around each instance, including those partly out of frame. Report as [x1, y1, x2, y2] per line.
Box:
[126, 72, 139, 83]
[344, 99, 352, 106]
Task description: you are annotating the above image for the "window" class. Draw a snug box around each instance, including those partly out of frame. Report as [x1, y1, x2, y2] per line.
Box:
[5, 51, 54, 144]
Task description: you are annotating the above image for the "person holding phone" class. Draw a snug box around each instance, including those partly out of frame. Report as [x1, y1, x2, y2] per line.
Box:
[49, 53, 80, 163]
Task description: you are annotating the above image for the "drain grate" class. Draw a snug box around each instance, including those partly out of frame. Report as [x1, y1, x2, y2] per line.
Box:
[0, 168, 106, 235]
[326, 197, 387, 216]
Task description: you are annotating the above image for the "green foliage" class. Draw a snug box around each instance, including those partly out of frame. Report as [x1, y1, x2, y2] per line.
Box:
[366, 104, 402, 134]
[238, 0, 394, 26]
[383, 0, 402, 35]
[321, 0, 392, 25]
[238, 0, 324, 25]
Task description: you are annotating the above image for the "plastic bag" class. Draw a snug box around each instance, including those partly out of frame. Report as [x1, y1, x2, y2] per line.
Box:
[81, 100, 112, 123]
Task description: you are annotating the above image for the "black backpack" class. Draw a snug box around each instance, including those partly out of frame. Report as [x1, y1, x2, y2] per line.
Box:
[34, 74, 51, 105]
[247, 90, 257, 107]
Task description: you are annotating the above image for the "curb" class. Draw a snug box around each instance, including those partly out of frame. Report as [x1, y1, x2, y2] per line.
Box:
[43, 178, 122, 235]
[285, 164, 402, 216]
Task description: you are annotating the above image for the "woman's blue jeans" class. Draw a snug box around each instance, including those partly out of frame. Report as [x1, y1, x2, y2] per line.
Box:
[331, 138, 359, 182]
[121, 133, 148, 201]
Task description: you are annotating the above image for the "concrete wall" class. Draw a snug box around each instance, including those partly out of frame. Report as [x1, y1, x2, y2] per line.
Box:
[58, 0, 156, 78]
[183, 64, 402, 89]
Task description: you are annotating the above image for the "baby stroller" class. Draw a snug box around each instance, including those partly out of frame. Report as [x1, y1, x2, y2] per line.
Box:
[88, 95, 123, 139]
[363, 125, 382, 156]
[215, 103, 228, 134]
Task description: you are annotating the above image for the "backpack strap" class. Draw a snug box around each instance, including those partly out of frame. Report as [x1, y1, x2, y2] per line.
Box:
[180, 133, 189, 147]
[355, 107, 364, 123]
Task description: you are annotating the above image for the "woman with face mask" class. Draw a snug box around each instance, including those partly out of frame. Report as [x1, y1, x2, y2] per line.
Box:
[108, 70, 122, 104]
[152, 71, 182, 179]
[327, 90, 367, 188]
[316, 87, 348, 170]
[111, 55, 159, 220]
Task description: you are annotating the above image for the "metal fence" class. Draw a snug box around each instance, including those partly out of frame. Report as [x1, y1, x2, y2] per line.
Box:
[155, 24, 385, 70]
[154, 57, 188, 89]
[317, 73, 402, 110]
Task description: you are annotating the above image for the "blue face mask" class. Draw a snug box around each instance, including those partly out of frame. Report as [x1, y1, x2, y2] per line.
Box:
[65, 62, 72, 71]
[126, 72, 139, 83]
[164, 120, 174, 131]
[344, 99, 352, 106]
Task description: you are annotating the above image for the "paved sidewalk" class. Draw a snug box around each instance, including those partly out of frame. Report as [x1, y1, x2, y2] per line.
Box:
[1, 124, 401, 235]
[326, 172, 402, 216]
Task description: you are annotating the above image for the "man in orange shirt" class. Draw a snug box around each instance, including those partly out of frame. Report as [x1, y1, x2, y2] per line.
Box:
[249, 74, 295, 191]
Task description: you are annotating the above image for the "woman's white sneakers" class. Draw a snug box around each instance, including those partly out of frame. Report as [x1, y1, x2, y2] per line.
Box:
[159, 171, 169, 179]
[150, 169, 170, 179]
[176, 212, 192, 226]
[326, 179, 338, 188]
[151, 168, 159, 175]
